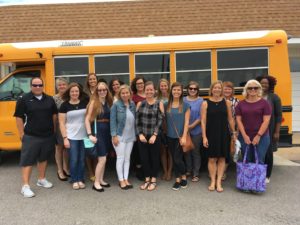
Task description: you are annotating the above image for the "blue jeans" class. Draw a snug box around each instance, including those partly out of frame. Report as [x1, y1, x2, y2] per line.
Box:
[239, 134, 270, 164]
[69, 139, 85, 183]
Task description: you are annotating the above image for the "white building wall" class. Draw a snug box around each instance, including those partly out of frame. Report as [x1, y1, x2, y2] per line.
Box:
[289, 41, 300, 131]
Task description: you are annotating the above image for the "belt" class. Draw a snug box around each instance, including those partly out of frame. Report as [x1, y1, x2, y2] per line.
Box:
[97, 119, 110, 123]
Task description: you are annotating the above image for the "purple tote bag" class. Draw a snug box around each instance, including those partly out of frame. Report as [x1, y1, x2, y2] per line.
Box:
[236, 145, 267, 192]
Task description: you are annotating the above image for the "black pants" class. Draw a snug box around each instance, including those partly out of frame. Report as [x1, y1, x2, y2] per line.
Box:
[138, 135, 161, 178]
[167, 137, 186, 178]
[265, 142, 276, 178]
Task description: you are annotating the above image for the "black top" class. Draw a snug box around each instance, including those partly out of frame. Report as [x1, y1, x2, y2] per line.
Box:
[14, 92, 58, 137]
[205, 99, 230, 158]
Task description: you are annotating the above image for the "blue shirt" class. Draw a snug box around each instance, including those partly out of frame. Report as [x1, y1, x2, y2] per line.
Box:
[164, 101, 190, 138]
[183, 97, 203, 136]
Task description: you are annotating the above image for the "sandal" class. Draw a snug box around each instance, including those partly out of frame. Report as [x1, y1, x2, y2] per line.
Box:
[140, 181, 150, 190]
[216, 186, 224, 193]
[208, 185, 215, 191]
[221, 173, 227, 181]
[72, 182, 79, 190]
[192, 176, 200, 182]
[147, 182, 157, 191]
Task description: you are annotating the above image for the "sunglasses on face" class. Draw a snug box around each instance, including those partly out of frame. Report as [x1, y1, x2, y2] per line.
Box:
[247, 86, 259, 90]
[32, 84, 43, 87]
[136, 82, 144, 85]
[188, 87, 198, 91]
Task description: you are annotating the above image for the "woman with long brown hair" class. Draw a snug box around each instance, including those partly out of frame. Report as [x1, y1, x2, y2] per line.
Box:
[165, 82, 190, 191]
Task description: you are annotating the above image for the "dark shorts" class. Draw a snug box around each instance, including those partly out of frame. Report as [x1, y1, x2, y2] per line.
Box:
[20, 134, 55, 167]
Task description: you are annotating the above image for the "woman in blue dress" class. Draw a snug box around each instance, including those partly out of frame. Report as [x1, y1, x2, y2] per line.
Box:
[85, 82, 113, 192]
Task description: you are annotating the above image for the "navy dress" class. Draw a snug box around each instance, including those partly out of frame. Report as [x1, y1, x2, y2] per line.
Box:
[206, 99, 230, 158]
[95, 102, 111, 157]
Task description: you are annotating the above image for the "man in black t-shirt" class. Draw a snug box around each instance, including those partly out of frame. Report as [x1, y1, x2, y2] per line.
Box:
[14, 77, 58, 198]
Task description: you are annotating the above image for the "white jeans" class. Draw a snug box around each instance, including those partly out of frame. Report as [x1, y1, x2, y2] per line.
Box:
[113, 141, 134, 181]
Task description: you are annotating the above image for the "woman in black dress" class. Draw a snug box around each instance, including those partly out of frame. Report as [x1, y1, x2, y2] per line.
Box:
[201, 81, 236, 192]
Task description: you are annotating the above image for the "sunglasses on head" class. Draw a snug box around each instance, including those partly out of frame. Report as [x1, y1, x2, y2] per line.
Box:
[32, 84, 43, 87]
[247, 86, 259, 90]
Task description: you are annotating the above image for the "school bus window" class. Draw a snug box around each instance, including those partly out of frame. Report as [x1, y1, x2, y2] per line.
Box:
[135, 53, 170, 85]
[175, 51, 211, 88]
[95, 54, 130, 84]
[0, 71, 40, 101]
[54, 56, 89, 76]
[290, 57, 300, 72]
[217, 48, 268, 87]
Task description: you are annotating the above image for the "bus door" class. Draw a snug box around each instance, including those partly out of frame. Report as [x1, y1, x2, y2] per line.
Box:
[0, 67, 45, 151]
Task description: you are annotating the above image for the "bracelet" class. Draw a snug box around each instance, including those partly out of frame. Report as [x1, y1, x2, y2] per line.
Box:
[153, 133, 158, 136]
[257, 133, 262, 137]
[63, 136, 67, 139]
[88, 133, 92, 137]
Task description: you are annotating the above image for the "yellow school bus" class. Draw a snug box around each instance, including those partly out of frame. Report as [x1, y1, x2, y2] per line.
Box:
[0, 30, 292, 152]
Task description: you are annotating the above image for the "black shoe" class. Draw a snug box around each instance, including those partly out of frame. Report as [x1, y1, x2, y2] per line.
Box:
[92, 185, 104, 192]
[172, 182, 181, 191]
[63, 170, 70, 177]
[180, 179, 188, 188]
[57, 172, 68, 181]
[119, 184, 128, 190]
[100, 183, 111, 188]
[126, 184, 133, 189]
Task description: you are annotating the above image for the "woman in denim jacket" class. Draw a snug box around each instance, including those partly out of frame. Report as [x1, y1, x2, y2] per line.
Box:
[110, 85, 136, 190]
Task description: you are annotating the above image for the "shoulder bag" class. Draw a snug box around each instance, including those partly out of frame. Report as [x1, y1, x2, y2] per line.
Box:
[83, 119, 98, 157]
[169, 113, 194, 153]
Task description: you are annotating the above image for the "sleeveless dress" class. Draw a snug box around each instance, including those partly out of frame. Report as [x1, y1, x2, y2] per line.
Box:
[206, 99, 230, 158]
[95, 102, 112, 157]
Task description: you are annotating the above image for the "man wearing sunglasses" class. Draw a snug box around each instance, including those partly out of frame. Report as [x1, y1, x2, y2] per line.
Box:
[14, 77, 58, 198]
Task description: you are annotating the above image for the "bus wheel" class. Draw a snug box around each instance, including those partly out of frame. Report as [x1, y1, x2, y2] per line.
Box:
[0, 151, 2, 165]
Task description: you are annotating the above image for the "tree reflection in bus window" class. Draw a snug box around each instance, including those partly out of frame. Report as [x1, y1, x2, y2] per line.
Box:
[217, 48, 268, 87]
[135, 53, 170, 86]
[176, 51, 211, 88]
[0, 71, 40, 101]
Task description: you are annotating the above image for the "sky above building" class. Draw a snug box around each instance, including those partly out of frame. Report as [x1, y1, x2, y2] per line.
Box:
[0, 0, 134, 6]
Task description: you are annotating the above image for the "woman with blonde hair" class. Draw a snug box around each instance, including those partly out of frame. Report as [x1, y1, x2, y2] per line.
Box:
[157, 79, 173, 181]
[201, 81, 235, 192]
[83, 73, 98, 181]
[222, 81, 239, 180]
[53, 78, 69, 181]
[110, 84, 136, 190]
[235, 79, 271, 166]
[85, 82, 113, 192]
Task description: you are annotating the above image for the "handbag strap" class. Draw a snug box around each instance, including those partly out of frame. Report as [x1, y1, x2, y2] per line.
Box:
[243, 144, 259, 164]
[93, 118, 97, 135]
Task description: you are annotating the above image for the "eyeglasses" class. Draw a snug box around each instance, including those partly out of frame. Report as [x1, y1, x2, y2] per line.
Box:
[136, 82, 144, 85]
[32, 84, 43, 87]
[189, 87, 198, 91]
[247, 86, 259, 91]
[97, 89, 107, 92]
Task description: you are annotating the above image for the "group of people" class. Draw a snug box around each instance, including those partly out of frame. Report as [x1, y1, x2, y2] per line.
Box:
[14, 73, 282, 198]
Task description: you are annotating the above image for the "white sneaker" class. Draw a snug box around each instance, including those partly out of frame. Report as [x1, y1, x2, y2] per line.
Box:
[265, 178, 270, 184]
[21, 185, 35, 198]
[37, 178, 53, 188]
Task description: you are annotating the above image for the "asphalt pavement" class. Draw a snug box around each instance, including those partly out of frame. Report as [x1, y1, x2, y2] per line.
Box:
[0, 146, 300, 225]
